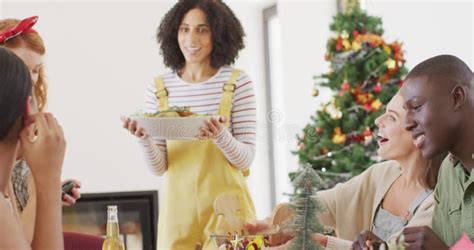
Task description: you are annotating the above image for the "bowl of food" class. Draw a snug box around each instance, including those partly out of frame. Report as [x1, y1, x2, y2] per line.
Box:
[132, 107, 217, 140]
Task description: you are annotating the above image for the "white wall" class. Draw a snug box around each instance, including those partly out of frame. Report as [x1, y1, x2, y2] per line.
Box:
[271, 0, 473, 203]
[272, 0, 337, 203]
[1, 0, 274, 218]
[365, 0, 473, 69]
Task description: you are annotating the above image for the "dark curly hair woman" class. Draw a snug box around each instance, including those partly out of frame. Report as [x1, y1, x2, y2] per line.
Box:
[157, 0, 245, 71]
[121, 0, 257, 249]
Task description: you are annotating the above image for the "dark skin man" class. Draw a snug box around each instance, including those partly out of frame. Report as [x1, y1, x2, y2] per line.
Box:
[399, 55, 473, 249]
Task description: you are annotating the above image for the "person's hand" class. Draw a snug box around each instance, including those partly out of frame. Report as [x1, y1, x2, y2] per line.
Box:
[121, 116, 148, 139]
[244, 220, 293, 247]
[198, 116, 226, 140]
[61, 179, 82, 206]
[20, 113, 66, 183]
[244, 220, 273, 235]
[311, 233, 328, 247]
[352, 231, 386, 250]
[402, 226, 449, 250]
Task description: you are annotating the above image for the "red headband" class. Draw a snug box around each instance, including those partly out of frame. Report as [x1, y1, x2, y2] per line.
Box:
[0, 16, 38, 44]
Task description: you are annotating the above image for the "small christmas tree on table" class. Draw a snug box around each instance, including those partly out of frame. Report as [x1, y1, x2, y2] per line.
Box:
[293, 4, 408, 186]
[286, 166, 327, 250]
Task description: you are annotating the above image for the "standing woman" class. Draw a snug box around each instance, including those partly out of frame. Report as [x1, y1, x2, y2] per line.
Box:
[122, 0, 256, 249]
[0, 16, 81, 243]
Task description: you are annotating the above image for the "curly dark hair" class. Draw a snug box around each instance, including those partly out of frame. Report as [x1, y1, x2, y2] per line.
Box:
[157, 0, 245, 71]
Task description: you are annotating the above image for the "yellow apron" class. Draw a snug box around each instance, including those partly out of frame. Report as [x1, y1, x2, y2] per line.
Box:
[155, 70, 256, 250]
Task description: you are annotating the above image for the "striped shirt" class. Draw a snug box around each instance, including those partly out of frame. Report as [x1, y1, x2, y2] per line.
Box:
[139, 66, 257, 175]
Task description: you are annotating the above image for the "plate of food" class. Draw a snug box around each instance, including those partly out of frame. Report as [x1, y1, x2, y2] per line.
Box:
[131, 106, 217, 140]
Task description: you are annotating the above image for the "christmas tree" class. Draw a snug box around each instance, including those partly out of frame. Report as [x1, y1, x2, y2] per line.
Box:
[293, 4, 408, 185]
[286, 166, 327, 250]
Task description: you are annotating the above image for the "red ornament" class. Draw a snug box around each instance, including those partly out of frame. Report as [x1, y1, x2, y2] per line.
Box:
[363, 128, 372, 137]
[391, 42, 401, 53]
[364, 103, 372, 112]
[352, 30, 359, 39]
[336, 38, 343, 51]
[350, 134, 364, 142]
[341, 81, 350, 91]
[363, 128, 373, 142]
[399, 80, 404, 87]
[316, 127, 322, 134]
[373, 84, 382, 93]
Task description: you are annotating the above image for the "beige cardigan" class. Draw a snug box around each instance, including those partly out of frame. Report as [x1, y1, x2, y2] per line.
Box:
[316, 160, 435, 250]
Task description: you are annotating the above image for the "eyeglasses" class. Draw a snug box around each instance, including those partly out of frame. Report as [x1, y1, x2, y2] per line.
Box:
[0, 16, 38, 44]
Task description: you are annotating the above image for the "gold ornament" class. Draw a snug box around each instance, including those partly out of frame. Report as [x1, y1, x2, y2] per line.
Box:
[386, 59, 396, 69]
[332, 127, 347, 144]
[312, 88, 319, 97]
[352, 41, 362, 51]
[383, 44, 392, 54]
[359, 34, 384, 47]
[342, 39, 351, 50]
[371, 99, 383, 111]
[356, 92, 374, 105]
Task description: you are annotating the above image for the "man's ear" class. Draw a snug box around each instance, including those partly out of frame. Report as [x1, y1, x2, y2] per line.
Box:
[451, 85, 467, 111]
